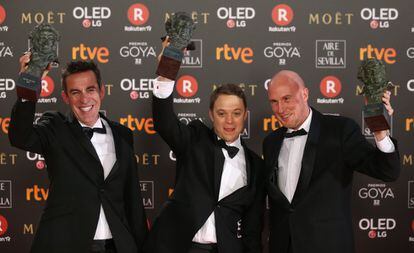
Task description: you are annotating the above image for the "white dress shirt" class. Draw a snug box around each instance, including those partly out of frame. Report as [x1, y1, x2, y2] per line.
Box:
[153, 78, 247, 243]
[79, 118, 116, 239]
[278, 108, 395, 203]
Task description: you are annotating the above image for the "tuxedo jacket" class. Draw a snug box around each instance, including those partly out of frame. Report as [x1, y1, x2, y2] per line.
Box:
[263, 109, 400, 253]
[9, 100, 147, 253]
[144, 95, 265, 253]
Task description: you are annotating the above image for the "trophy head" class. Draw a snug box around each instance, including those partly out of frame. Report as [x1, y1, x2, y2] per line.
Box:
[29, 23, 60, 64]
[357, 58, 389, 103]
[165, 12, 196, 50]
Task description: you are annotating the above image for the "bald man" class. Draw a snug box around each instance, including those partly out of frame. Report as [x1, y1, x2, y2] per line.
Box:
[262, 70, 400, 253]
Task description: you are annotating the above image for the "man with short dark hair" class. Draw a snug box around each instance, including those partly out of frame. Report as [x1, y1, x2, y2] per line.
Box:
[145, 72, 265, 253]
[9, 54, 147, 253]
[262, 70, 400, 253]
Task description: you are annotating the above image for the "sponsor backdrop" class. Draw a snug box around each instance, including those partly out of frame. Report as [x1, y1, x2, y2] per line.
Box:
[0, 0, 413, 252]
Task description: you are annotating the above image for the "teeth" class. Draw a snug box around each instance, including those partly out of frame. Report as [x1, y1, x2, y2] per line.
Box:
[80, 106, 93, 112]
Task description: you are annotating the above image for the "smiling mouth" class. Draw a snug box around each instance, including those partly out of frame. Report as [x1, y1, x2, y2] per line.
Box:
[224, 127, 235, 133]
[79, 105, 93, 112]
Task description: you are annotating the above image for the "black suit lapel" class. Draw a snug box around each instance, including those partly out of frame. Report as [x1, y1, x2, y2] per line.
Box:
[104, 118, 122, 182]
[292, 110, 321, 206]
[65, 113, 104, 183]
[266, 127, 290, 205]
[213, 135, 225, 200]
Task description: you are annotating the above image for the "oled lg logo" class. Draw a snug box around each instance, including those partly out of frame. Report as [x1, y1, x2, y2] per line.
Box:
[120, 78, 154, 100]
[216, 7, 255, 28]
[73, 6, 111, 28]
[359, 218, 396, 238]
[269, 4, 296, 32]
[26, 152, 46, 170]
[358, 183, 394, 206]
[0, 41, 13, 58]
[0, 4, 8, 32]
[0, 78, 15, 99]
[359, 44, 396, 64]
[125, 3, 151, 32]
[315, 40, 346, 68]
[0, 180, 12, 208]
[174, 75, 201, 104]
[263, 42, 300, 65]
[72, 44, 109, 63]
[119, 41, 156, 65]
[140, 181, 154, 209]
[216, 44, 254, 64]
[360, 8, 398, 29]
[317, 76, 344, 104]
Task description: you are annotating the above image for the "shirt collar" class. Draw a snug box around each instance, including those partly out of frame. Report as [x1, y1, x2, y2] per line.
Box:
[217, 135, 243, 149]
[287, 108, 312, 133]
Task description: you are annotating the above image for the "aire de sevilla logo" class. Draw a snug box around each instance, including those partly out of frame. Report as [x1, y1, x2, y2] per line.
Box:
[128, 3, 149, 26]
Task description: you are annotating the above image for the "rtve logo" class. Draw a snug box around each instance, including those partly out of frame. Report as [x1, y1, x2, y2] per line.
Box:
[176, 75, 198, 97]
[0, 116, 10, 135]
[128, 3, 149, 26]
[26, 185, 49, 201]
[406, 117, 414, 131]
[216, 44, 253, 64]
[359, 44, 396, 64]
[320, 76, 342, 98]
[119, 115, 155, 134]
[263, 115, 283, 132]
[72, 43, 109, 63]
[272, 4, 293, 26]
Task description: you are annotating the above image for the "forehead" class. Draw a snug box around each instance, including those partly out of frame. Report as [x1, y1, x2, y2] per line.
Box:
[213, 94, 245, 110]
[66, 71, 98, 90]
[268, 76, 299, 98]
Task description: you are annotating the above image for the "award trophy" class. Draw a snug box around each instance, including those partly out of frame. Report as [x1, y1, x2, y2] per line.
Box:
[17, 23, 60, 101]
[357, 58, 393, 132]
[156, 12, 196, 80]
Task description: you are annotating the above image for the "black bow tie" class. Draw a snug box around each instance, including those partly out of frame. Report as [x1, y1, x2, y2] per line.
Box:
[284, 128, 307, 138]
[82, 123, 106, 139]
[217, 139, 239, 158]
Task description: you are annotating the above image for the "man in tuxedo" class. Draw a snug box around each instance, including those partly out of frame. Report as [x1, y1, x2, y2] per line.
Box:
[145, 74, 265, 253]
[9, 54, 147, 253]
[262, 70, 400, 253]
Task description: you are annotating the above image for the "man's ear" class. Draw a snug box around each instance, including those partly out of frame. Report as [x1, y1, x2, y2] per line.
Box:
[61, 90, 69, 104]
[208, 109, 214, 123]
[99, 84, 105, 100]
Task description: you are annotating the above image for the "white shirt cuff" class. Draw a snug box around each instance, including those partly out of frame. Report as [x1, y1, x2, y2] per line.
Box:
[375, 136, 395, 153]
[152, 77, 175, 99]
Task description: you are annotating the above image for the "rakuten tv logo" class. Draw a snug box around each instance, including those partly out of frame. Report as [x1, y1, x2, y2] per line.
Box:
[359, 218, 396, 238]
[0, 215, 8, 236]
[176, 75, 198, 98]
[216, 44, 254, 64]
[317, 76, 344, 104]
[73, 6, 111, 28]
[360, 8, 398, 29]
[37, 76, 57, 104]
[216, 7, 255, 28]
[72, 43, 109, 63]
[359, 44, 396, 64]
[125, 3, 151, 32]
[0, 4, 8, 32]
[269, 4, 296, 32]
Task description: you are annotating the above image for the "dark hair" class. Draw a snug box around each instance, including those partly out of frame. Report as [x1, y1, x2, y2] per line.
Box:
[61, 60, 101, 92]
[209, 84, 247, 110]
